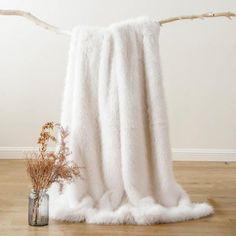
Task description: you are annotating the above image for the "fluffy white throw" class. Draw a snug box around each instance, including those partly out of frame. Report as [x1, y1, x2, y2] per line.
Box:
[49, 17, 213, 224]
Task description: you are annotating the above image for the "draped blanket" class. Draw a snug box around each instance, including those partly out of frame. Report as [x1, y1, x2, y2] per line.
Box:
[49, 17, 213, 224]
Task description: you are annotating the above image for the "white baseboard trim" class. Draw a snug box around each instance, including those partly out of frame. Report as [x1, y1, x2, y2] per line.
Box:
[172, 148, 236, 161]
[0, 147, 54, 159]
[0, 147, 236, 161]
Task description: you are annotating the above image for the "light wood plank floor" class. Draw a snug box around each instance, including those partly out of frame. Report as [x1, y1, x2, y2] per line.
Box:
[0, 160, 236, 236]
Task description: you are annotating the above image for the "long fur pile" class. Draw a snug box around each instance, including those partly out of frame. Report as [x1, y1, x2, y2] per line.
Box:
[48, 17, 214, 224]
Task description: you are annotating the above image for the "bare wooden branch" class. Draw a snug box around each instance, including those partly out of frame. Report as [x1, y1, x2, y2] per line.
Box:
[0, 9, 71, 35]
[0, 10, 235, 35]
[159, 11, 236, 26]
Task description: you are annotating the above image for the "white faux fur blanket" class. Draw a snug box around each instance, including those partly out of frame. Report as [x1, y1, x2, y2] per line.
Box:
[49, 17, 214, 224]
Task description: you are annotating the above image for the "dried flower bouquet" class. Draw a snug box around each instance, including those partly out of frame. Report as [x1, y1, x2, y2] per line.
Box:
[26, 122, 81, 225]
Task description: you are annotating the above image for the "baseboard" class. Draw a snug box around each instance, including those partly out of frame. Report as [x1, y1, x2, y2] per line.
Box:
[0, 147, 54, 159]
[0, 147, 236, 161]
[172, 148, 236, 161]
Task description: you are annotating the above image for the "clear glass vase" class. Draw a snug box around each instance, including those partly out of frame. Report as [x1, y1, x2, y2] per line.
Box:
[28, 189, 49, 226]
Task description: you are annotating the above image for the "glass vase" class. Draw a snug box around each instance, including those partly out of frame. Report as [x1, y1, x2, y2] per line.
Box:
[28, 189, 49, 226]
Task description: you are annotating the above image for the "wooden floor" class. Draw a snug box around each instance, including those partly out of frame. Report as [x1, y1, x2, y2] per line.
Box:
[0, 160, 236, 236]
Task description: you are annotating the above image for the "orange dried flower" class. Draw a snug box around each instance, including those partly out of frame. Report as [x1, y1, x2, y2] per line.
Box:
[26, 122, 82, 195]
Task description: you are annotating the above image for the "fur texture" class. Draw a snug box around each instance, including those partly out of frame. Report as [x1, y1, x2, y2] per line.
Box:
[48, 17, 214, 224]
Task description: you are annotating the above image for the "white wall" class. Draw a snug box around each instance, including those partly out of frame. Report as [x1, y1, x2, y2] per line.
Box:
[0, 0, 236, 160]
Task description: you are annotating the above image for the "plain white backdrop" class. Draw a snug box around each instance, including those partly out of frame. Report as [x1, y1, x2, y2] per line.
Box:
[0, 0, 236, 160]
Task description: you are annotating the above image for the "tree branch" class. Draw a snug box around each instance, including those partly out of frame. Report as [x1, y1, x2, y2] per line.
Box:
[159, 11, 236, 26]
[0, 9, 71, 35]
[0, 10, 235, 35]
